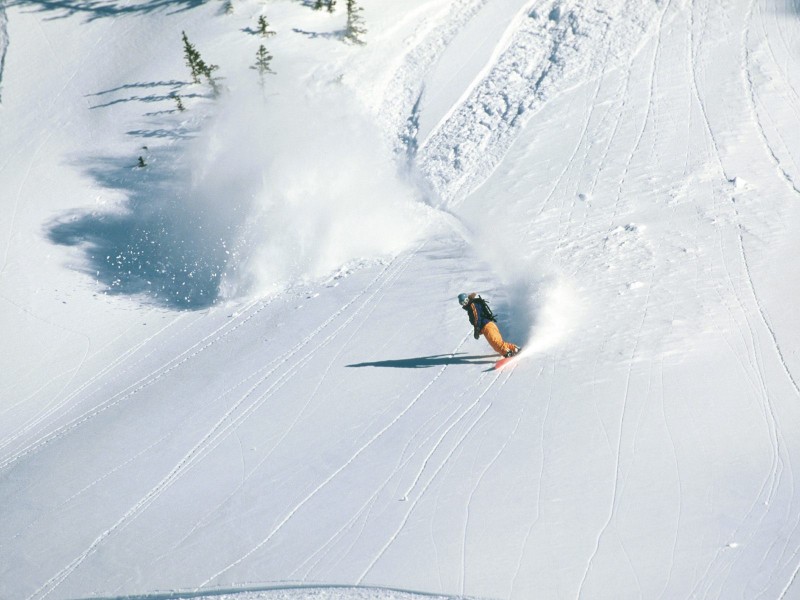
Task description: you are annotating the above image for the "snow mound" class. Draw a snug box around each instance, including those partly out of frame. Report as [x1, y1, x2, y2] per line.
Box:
[192, 586, 471, 600]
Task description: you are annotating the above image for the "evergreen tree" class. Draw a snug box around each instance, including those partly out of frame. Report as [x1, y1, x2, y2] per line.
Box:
[182, 31, 203, 83]
[181, 31, 221, 94]
[173, 93, 185, 112]
[313, 0, 335, 12]
[344, 0, 366, 45]
[202, 62, 221, 96]
[251, 44, 275, 84]
[257, 15, 276, 37]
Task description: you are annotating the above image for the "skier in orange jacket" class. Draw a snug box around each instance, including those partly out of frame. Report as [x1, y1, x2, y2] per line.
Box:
[459, 293, 520, 357]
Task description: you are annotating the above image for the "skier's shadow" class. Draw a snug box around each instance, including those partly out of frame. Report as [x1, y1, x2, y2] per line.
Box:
[347, 353, 496, 369]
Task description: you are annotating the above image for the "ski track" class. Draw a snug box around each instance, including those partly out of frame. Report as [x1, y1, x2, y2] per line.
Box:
[0, 307, 192, 455]
[576, 265, 656, 599]
[152, 250, 432, 570]
[289, 341, 490, 582]
[656, 359, 683, 600]
[0, 297, 264, 472]
[196, 273, 469, 589]
[459, 363, 529, 596]
[682, 1, 800, 594]
[684, 4, 762, 596]
[0, 304, 158, 405]
[609, 0, 673, 227]
[7, 0, 800, 597]
[378, 0, 491, 154]
[198, 286, 503, 588]
[417, 0, 664, 208]
[2, 427, 176, 551]
[744, 2, 800, 197]
[26, 249, 424, 600]
[0, 132, 53, 279]
[355, 368, 513, 586]
[574, 0, 674, 593]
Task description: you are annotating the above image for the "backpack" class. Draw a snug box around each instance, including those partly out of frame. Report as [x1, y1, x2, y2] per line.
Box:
[473, 296, 497, 322]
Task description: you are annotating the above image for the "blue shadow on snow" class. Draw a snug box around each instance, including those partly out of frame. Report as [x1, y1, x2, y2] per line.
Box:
[347, 353, 496, 369]
[46, 145, 233, 310]
[10, 0, 207, 21]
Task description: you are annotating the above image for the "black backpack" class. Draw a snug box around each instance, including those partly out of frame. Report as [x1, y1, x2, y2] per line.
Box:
[473, 296, 497, 322]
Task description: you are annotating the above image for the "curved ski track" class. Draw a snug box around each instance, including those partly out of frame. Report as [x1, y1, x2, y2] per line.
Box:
[27, 248, 428, 599]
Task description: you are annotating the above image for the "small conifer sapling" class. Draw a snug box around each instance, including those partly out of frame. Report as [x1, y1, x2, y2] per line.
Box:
[182, 31, 203, 83]
[252, 44, 275, 84]
[314, 0, 335, 12]
[257, 15, 276, 37]
[345, 0, 366, 45]
[181, 31, 221, 94]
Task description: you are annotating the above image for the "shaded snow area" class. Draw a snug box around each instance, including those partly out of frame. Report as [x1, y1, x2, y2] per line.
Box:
[3, 0, 800, 599]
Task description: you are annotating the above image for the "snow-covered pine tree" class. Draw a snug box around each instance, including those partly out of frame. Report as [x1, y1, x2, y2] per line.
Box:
[344, 0, 366, 45]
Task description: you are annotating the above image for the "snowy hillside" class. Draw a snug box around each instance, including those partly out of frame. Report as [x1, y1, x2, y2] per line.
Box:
[3, 0, 800, 598]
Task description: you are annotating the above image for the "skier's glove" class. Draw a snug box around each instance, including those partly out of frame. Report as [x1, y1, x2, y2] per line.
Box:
[473, 331, 480, 340]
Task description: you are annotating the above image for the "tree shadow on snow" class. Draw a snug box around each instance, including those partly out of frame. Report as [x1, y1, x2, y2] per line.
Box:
[46, 145, 235, 310]
[86, 81, 205, 111]
[10, 0, 207, 21]
[292, 27, 343, 41]
[348, 353, 497, 369]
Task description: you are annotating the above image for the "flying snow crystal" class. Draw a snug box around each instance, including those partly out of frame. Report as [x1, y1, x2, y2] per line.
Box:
[187, 82, 430, 300]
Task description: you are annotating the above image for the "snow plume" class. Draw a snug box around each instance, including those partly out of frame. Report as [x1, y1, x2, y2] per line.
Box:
[50, 81, 430, 309]
[494, 269, 581, 354]
[198, 83, 431, 300]
[466, 226, 582, 353]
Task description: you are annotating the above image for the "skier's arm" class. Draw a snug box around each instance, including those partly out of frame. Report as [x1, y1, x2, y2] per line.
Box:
[469, 304, 481, 339]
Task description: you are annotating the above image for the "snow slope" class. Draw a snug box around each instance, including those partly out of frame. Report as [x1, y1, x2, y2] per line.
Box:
[3, 0, 800, 599]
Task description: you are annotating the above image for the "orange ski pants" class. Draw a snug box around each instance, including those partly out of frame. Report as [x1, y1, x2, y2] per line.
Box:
[481, 322, 517, 356]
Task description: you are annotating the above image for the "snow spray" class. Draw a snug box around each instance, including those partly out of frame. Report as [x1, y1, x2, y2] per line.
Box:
[187, 81, 430, 300]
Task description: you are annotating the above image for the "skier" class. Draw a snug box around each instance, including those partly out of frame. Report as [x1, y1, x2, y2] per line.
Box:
[458, 293, 520, 358]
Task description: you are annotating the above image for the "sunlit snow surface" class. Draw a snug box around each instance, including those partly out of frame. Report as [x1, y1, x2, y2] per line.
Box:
[3, 0, 800, 599]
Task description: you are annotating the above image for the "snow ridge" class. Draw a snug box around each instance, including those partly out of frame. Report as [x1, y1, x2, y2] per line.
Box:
[417, 0, 662, 206]
[375, 0, 491, 155]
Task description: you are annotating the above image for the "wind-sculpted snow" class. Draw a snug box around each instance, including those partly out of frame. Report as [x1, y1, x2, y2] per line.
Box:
[416, 0, 663, 206]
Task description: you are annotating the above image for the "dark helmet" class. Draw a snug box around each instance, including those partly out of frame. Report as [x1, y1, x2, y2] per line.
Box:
[458, 293, 469, 306]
